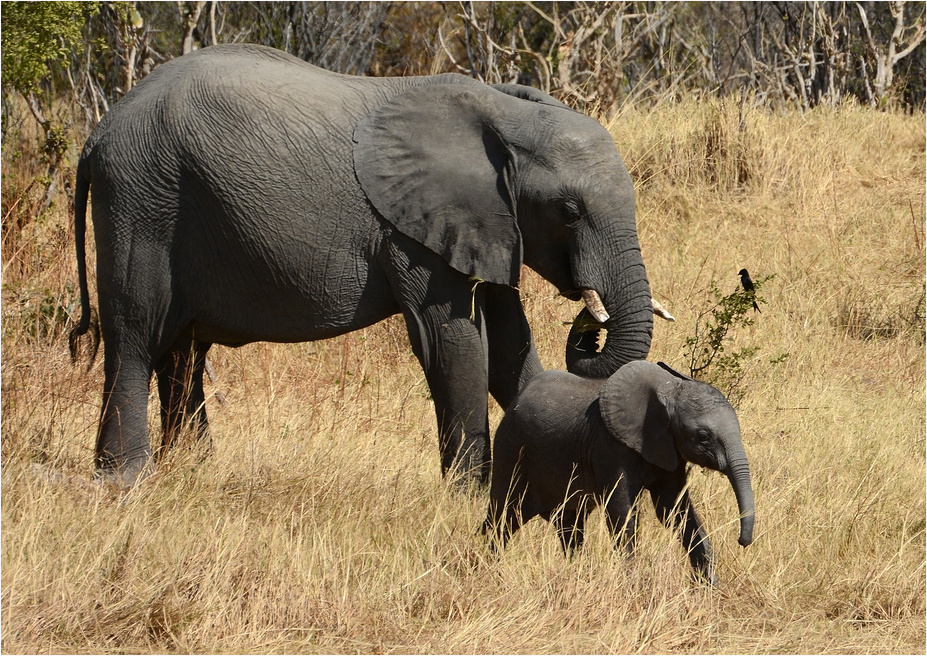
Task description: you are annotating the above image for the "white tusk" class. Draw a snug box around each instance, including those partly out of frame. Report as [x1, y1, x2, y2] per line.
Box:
[581, 289, 610, 323]
[652, 298, 675, 322]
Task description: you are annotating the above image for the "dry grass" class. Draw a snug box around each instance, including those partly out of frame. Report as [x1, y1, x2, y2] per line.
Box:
[2, 99, 925, 654]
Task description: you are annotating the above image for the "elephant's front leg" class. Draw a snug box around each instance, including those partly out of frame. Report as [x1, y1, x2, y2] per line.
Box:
[424, 314, 492, 485]
[485, 284, 543, 409]
[386, 238, 496, 486]
[649, 478, 717, 585]
[604, 484, 639, 557]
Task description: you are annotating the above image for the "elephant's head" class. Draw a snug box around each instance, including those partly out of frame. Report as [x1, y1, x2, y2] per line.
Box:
[599, 360, 755, 548]
[353, 81, 653, 376]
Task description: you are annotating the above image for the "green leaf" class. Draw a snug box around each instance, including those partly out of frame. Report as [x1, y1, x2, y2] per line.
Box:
[1, 2, 100, 96]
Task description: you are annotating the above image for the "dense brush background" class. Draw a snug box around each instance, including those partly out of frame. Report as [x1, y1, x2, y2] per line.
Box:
[2, 2, 925, 654]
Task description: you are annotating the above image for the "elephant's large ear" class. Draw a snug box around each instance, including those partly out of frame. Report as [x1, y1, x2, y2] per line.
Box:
[354, 84, 521, 286]
[599, 361, 680, 471]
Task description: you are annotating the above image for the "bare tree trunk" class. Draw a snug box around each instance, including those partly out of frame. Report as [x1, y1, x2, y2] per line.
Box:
[208, 1, 218, 46]
[857, 0, 926, 105]
[178, 1, 206, 55]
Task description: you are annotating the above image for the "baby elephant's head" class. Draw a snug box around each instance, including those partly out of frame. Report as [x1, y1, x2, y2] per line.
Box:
[599, 361, 755, 547]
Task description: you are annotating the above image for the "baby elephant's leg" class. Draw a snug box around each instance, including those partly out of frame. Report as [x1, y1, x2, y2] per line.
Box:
[484, 496, 523, 552]
[484, 459, 530, 552]
[485, 509, 523, 552]
[649, 479, 717, 585]
[554, 506, 586, 554]
[603, 483, 639, 556]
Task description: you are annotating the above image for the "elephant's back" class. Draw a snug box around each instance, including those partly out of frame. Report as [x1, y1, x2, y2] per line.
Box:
[84, 45, 371, 159]
[83, 44, 472, 155]
[79, 45, 473, 207]
[511, 371, 603, 421]
[497, 371, 602, 449]
[81, 45, 393, 237]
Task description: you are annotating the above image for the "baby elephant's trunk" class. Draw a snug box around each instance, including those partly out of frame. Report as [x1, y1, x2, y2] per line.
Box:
[725, 455, 755, 547]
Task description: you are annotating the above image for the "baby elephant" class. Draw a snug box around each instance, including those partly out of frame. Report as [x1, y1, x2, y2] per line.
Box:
[485, 360, 754, 584]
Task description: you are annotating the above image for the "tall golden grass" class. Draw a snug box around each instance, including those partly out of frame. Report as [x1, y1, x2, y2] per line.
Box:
[2, 99, 924, 654]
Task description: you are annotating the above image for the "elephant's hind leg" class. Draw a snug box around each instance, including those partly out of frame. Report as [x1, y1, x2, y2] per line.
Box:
[96, 343, 154, 487]
[485, 455, 527, 551]
[483, 499, 523, 553]
[554, 507, 587, 554]
[155, 340, 212, 458]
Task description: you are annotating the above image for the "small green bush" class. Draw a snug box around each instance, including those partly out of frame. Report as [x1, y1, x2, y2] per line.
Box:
[683, 274, 781, 406]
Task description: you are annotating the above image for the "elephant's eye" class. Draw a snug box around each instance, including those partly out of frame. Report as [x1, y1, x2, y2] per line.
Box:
[695, 429, 711, 444]
[563, 198, 582, 225]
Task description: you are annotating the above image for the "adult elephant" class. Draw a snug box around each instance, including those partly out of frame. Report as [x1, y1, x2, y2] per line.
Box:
[69, 44, 654, 488]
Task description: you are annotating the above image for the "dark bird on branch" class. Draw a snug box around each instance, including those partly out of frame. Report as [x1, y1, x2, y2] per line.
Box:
[738, 268, 760, 312]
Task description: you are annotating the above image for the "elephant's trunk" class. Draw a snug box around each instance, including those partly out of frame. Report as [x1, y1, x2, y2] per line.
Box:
[725, 454, 755, 547]
[564, 208, 653, 378]
[565, 287, 653, 379]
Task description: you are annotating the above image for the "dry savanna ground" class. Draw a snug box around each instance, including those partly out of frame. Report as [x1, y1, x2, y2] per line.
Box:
[2, 99, 925, 654]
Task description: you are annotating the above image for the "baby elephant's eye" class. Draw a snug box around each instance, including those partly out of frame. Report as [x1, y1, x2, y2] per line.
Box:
[695, 429, 712, 444]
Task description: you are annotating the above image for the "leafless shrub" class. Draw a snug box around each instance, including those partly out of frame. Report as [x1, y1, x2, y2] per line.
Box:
[228, 2, 392, 75]
[34, 0, 924, 140]
[437, 1, 925, 113]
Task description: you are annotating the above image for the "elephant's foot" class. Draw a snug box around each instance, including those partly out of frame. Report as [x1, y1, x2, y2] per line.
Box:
[160, 424, 213, 464]
[444, 449, 490, 493]
[692, 561, 718, 588]
[94, 455, 152, 490]
[447, 467, 488, 494]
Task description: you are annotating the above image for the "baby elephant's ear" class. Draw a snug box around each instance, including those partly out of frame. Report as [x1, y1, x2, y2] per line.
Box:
[600, 361, 680, 472]
[657, 361, 694, 381]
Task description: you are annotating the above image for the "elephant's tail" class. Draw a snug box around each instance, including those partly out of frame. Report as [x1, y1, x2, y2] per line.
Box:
[69, 159, 100, 366]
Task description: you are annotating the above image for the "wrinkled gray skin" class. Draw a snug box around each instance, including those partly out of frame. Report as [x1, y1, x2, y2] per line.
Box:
[485, 360, 754, 585]
[70, 44, 654, 488]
